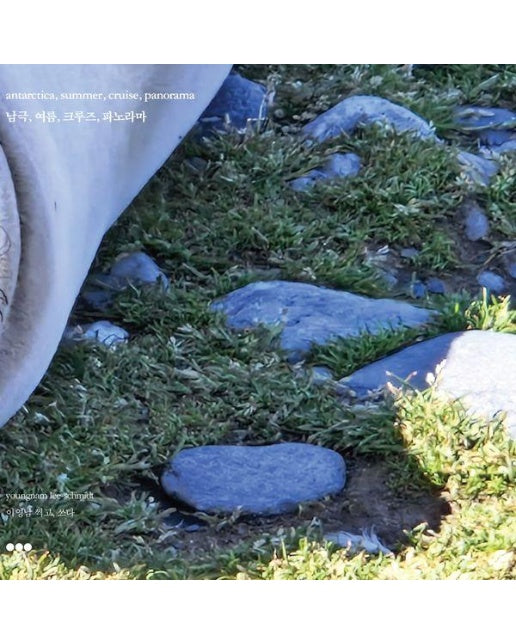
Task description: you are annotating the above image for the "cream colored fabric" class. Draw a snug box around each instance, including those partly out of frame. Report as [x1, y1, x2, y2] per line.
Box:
[0, 64, 230, 426]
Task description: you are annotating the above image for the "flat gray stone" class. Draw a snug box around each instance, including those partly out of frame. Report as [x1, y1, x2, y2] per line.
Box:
[477, 270, 506, 294]
[290, 153, 361, 192]
[211, 280, 435, 362]
[339, 330, 516, 439]
[161, 443, 346, 515]
[463, 202, 490, 241]
[302, 95, 436, 143]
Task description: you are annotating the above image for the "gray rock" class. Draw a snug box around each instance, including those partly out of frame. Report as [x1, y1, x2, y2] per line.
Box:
[110, 252, 168, 288]
[410, 281, 426, 298]
[290, 153, 362, 192]
[302, 95, 436, 143]
[311, 366, 334, 383]
[400, 247, 420, 259]
[63, 321, 129, 347]
[81, 288, 116, 311]
[196, 72, 267, 136]
[161, 443, 346, 515]
[454, 106, 516, 133]
[479, 129, 516, 153]
[339, 330, 516, 439]
[81, 253, 168, 311]
[503, 252, 516, 279]
[426, 278, 446, 295]
[81, 273, 127, 311]
[211, 280, 435, 362]
[485, 138, 516, 154]
[457, 151, 498, 186]
[463, 202, 490, 241]
[477, 270, 506, 294]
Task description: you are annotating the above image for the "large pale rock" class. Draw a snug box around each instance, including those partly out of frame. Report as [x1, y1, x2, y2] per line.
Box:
[302, 95, 436, 143]
[211, 280, 434, 362]
[0, 64, 231, 427]
[339, 330, 516, 439]
[161, 443, 346, 515]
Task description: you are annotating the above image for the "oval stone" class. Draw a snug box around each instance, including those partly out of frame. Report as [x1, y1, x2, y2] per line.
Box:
[161, 443, 346, 515]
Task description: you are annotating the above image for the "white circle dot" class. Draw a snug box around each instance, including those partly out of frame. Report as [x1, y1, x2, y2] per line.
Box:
[6, 543, 14, 552]
[15, 543, 23, 552]
[23, 543, 32, 552]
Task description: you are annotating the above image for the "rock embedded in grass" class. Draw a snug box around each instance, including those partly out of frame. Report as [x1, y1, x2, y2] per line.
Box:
[81, 252, 168, 311]
[463, 201, 490, 241]
[457, 151, 499, 186]
[503, 252, 516, 279]
[161, 443, 346, 515]
[454, 105, 516, 132]
[339, 330, 516, 439]
[480, 130, 516, 154]
[410, 281, 426, 299]
[195, 72, 268, 136]
[110, 252, 168, 289]
[302, 95, 436, 143]
[426, 277, 446, 295]
[62, 321, 129, 348]
[400, 247, 420, 259]
[211, 280, 435, 362]
[454, 105, 516, 153]
[290, 152, 361, 192]
[477, 270, 506, 294]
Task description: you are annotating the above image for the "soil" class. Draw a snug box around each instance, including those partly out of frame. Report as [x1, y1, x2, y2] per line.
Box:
[117, 458, 452, 561]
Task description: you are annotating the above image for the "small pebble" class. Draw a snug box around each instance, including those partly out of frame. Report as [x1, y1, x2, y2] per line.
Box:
[426, 278, 446, 295]
[63, 321, 129, 347]
[410, 281, 426, 298]
[311, 366, 334, 383]
[110, 252, 168, 289]
[196, 72, 268, 136]
[464, 202, 489, 241]
[477, 271, 506, 294]
[400, 248, 419, 259]
[290, 153, 361, 192]
[504, 254, 516, 279]
[457, 151, 498, 186]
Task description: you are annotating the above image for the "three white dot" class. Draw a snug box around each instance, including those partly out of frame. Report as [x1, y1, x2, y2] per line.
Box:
[5, 542, 32, 552]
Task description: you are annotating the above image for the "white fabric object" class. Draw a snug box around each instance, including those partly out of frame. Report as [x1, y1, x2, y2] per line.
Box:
[0, 64, 231, 426]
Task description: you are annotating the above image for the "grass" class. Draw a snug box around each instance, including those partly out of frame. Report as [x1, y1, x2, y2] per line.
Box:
[1, 64, 515, 580]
